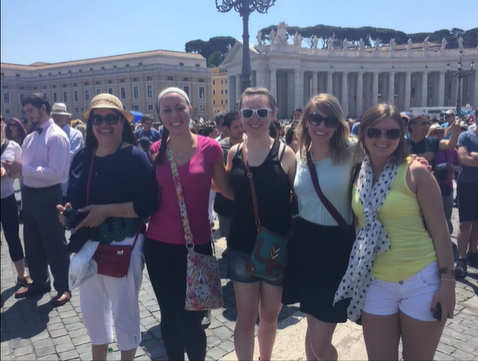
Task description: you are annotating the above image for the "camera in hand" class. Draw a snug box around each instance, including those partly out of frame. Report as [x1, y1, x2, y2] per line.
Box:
[63, 208, 86, 230]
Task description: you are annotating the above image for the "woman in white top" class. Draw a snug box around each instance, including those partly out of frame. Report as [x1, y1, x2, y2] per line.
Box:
[0, 118, 32, 287]
[282, 94, 356, 361]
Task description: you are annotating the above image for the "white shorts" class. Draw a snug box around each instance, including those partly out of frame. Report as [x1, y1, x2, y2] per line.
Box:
[362, 261, 439, 322]
[79, 235, 145, 350]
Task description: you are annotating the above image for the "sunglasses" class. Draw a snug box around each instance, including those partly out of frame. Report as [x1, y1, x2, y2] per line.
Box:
[307, 114, 339, 128]
[444, 114, 453, 118]
[240, 108, 272, 119]
[90, 114, 121, 126]
[366, 128, 401, 140]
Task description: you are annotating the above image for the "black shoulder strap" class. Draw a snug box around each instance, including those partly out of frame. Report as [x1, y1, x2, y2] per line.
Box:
[1, 139, 10, 156]
[279, 142, 286, 162]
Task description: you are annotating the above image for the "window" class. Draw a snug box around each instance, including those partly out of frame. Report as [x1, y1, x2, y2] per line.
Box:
[120, 87, 126, 100]
[132, 105, 140, 111]
[167, 76, 173, 81]
[84, 82, 89, 86]
[225, 99, 227, 104]
[220, 80, 224, 85]
[220, 89, 224, 95]
[147, 76, 152, 81]
[53, 92, 58, 103]
[147, 104, 154, 111]
[183, 77, 189, 82]
[74, 107, 79, 114]
[120, 79, 125, 83]
[101, 67, 105, 70]
[43, 93, 47, 99]
[123, 105, 127, 110]
[108, 88, 113, 95]
[3, 93, 10, 104]
[90, 68, 93, 71]
[126, 64, 130, 67]
[79, 69, 82, 72]
[183, 86, 190, 96]
[113, 66, 117, 69]
[213, 80, 216, 85]
[199, 105, 206, 112]
[179, 62, 184, 66]
[199, 78, 205, 83]
[225, 89, 227, 94]
[4, 109, 11, 115]
[147, 85, 153, 99]
[96, 88, 101, 95]
[198, 86, 205, 99]
[221, 100, 224, 104]
[108, 80, 113, 84]
[138, 63, 142, 66]
[133, 78, 138, 82]
[74, 90, 79, 102]
[85, 89, 90, 102]
[195, 64, 200, 68]
[96, 81, 100, 85]
[19, 86, 24, 90]
[53, 85, 57, 88]
[63, 84, 67, 88]
[63, 91, 68, 102]
[20, 109, 26, 115]
[133, 86, 139, 99]
[225, 79, 227, 84]
[213, 100, 216, 105]
[68, 71, 71, 74]
[19, 93, 26, 103]
[213, 90, 216, 95]
[73, 83, 77, 87]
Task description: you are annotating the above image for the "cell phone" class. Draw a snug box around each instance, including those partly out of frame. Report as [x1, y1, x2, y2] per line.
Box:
[433, 303, 442, 321]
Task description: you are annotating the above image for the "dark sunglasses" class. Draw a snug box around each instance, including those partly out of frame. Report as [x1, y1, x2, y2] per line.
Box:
[307, 113, 339, 128]
[240, 108, 272, 119]
[366, 128, 401, 140]
[90, 114, 121, 126]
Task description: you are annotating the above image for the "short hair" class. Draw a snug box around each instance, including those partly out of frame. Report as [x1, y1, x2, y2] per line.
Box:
[285, 127, 295, 145]
[214, 111, 227, 126]
[408, 114, 425, 134]
[223, 111, 239, 128]
[291, 108, 303, 118]
[22, 93, 51, 114]
[239, 87, 277, 111]
[141, 114, 154, 123]
[354, 103, 409, 164]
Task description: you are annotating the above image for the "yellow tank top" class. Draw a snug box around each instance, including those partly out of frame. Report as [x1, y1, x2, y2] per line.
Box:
[352, 160, 437, 282]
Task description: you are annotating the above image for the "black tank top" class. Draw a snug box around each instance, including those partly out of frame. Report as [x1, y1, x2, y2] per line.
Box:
[228, 140, 292, 254]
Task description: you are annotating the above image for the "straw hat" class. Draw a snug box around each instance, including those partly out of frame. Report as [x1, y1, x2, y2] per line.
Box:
[428, 123, 444, 135]
[82, 94, 134, 123]
[51, 103, 71, 116]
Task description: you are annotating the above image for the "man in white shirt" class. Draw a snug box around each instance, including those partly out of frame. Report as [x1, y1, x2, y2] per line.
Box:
[3, 93, 71, 306]
[51, 103, 84, 201]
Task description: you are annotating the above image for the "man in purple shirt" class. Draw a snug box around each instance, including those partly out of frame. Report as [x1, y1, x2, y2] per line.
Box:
[3, 93, 71, 306]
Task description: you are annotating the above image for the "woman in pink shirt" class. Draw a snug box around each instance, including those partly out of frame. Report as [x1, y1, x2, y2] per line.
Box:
[144, 88, 231, 361]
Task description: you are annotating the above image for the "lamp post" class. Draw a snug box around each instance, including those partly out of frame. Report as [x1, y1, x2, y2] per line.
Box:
[447, 50, 475, 116]
[215, 0, 276, 92]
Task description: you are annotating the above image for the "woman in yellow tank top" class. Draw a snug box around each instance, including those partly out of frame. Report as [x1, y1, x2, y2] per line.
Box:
[334, 104, 455, 360]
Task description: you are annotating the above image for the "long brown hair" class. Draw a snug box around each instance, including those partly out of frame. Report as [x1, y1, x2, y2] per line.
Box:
[296, 93, 352, 165]
[354, 103, 409, 164]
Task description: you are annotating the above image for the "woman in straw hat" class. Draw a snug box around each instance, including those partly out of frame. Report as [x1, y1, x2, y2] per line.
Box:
[57, 94, 158, 361]
[145, 87, 231, 361]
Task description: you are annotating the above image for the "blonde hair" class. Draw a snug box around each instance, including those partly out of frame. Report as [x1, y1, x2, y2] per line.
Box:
[296, 93, 353, 164]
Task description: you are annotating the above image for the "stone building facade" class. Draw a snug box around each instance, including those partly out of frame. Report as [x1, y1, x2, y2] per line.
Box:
[211, 66, 228, 115]
[1, 50, 211, 120]
[222, 33, 478, 119]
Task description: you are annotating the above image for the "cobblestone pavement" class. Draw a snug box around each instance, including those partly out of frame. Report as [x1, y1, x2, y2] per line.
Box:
[1, 187, 477, 360]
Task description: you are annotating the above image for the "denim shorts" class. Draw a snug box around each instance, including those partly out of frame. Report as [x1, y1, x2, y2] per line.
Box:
[362, 261, 440, 322]
[227, 248, 284, 287]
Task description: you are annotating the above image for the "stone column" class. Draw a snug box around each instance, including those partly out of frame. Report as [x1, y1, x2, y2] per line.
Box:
[372, 72, 379, 105]
[356, 72, 364, 116]
[294, 69, 304, 107]
[341, 72, 349, 115]
[404, 72, 411, 111]
[438, 71, 446, 107]
[227, 76, 234, 108]
[421, 72, 428, 107]
[327, 71, 333, 94]
[236, 75, 242, 103]
[312, 72, 318, 97]
[388, 72, 395, 104]
[270, 68, 277, 101]
[474, 71, 478, 110]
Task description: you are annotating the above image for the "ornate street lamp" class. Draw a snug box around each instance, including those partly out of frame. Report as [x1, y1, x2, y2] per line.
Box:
[215, 0, 276, 92]
[447, 50, 475, 115]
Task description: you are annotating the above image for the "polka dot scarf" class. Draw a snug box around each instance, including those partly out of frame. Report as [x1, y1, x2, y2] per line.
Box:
[334, 154, 399, 322]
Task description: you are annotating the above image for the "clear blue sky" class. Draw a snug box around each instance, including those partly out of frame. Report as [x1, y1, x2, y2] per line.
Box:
[1, 0, 475, 65]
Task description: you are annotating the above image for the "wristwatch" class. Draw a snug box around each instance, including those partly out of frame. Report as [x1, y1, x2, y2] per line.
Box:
[439, 267, 455, 277]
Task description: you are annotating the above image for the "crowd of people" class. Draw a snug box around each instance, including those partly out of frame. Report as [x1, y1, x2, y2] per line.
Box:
[0, 88, 477, 361]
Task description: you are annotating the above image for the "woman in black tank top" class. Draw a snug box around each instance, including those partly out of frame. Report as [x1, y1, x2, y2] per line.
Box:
[225, 88, 296, 361]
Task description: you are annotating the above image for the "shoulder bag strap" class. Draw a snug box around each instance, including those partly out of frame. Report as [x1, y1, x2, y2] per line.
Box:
[1, 139, 9, 156]
[306, 151, 348, 232]
[241, 144, 261, 234]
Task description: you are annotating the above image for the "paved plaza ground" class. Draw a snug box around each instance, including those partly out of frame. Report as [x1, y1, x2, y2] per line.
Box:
[1, 185, 477, 360]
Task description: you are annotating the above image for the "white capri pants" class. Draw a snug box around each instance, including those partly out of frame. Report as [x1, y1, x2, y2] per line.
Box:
[79, 235, 144, 350]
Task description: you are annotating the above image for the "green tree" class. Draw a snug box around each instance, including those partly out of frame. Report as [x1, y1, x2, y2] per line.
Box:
[207, 51, 223, 67]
